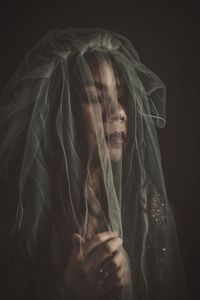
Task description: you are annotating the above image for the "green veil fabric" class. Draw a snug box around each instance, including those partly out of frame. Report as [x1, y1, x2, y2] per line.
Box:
[0, 28, 187, 299]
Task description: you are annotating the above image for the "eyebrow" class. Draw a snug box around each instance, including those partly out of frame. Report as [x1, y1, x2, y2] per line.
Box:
[84, 80, 108, 91]
[84, 80, 122, 92]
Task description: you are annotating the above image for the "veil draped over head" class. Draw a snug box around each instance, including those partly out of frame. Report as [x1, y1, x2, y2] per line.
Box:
[0, 28, 187, 300]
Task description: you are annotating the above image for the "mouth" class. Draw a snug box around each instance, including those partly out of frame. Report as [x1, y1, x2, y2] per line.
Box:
[106, 131, 125, 147]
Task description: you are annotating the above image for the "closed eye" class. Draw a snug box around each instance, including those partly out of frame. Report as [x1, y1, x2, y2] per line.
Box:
[86, 93, 103, 104]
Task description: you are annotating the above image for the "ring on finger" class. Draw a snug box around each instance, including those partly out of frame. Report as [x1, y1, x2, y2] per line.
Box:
[98, 266, 109, 279]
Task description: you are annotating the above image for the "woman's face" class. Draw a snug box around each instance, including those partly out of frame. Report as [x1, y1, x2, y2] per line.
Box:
[80, 59, 127, 162]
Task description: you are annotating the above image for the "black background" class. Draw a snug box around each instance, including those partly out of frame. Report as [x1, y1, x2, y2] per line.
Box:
[0, 1, 199, 299]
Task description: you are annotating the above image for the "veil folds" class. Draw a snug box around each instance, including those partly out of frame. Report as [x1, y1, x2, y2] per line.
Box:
[0, 28, 187, 299]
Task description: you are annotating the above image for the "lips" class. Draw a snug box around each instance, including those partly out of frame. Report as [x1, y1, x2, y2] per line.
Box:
[106, 131, 125, 147]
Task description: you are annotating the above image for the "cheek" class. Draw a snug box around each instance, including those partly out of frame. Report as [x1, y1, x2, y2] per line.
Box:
[81, 104, 104, 149]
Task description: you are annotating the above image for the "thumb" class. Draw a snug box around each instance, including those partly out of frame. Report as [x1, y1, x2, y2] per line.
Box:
[72, 233, 84, 248]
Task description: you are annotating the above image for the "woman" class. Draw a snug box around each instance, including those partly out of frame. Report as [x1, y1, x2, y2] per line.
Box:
[0, 28, 187, 299]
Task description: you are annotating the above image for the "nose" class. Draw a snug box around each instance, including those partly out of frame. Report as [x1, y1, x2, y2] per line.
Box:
[118, 104, 126, 122]
[108, 102, 127, 123]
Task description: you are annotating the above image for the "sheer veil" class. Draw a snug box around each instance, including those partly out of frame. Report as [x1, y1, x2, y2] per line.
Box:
[0, 28, 187, 299]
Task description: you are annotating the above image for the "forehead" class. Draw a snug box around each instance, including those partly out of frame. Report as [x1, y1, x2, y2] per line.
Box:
[84, 59, 118, 93]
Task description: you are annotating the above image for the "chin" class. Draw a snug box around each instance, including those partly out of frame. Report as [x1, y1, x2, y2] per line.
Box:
[108, 146, 123, 163]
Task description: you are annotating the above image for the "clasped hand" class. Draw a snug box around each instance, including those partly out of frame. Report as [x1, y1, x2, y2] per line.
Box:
[64, 231, 130, 299]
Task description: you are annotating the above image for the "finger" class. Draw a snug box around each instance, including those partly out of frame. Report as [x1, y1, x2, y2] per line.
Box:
[84, 231, 118, 256]
[86, 237, 123, 272]
[98, 267, 124, 295]
[100, 250, 123, 276]
[71, 233, 86, 260]
[72, 233, 84, 246]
